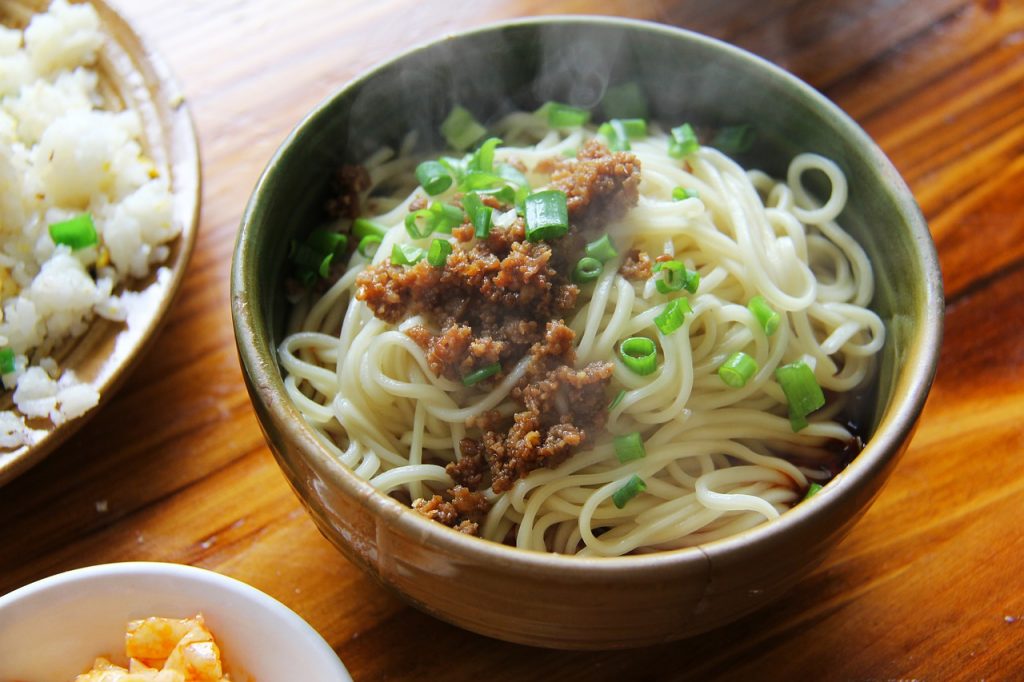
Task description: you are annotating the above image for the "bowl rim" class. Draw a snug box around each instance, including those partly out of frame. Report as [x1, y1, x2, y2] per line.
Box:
[232, 15, 944, 576]
[0, 561, 351, 679]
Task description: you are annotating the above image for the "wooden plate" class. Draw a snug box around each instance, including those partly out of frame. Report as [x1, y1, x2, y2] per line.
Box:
[0, 0, 200, 485]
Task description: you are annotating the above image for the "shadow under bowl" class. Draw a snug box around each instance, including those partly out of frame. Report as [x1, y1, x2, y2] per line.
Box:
[231, 16, 943, 649]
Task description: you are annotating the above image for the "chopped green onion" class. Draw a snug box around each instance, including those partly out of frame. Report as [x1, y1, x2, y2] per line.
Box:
[430, 201, 465, 232]
[748, 295, 781, 336]
[718, 351, 759, 388]
[441, 105, 486, 151]
[713, 124, 756, 154]
[775, 361, 826, 431]
[459, 171, 505, 192]
[462, 362, 501, 386]
[473, 207, 493, 238]
[415, 160, 453, 196]
[601, 82, 648, 120]
[619, 337, 658, 376]
[613, 432, 646, 463]
[317, 252, 334, 277]
[495, 163, 529, 189]
[390, 243, 425, 266]
[439, 156, 466, 181]
[306, 229, 348, 257]
[468, 137, 502, 173]
[668, 123, 700, 158]
[404, 209, 437, 239]
[0, 348, 14, 374]
[543, 102, 591, 128]
[612, 474, 647, 509]
[803, 483, 823, 501]
[289, 242, 326, 272]
[608, 389, 626, 410]
[427, 238, 452, 267]
[463, 191, 491, 236]
[653, 260, 698, 294]
[598, 119, 630, 151]
[524, 190, 569, 242]
[654, 298, 692, 336]
[619, 118, 647, 138]
[573, 256, 603, 283]
[672, 187, 699, 201]
[585, 234, 618, 263]
[353, 218, 387, 240]
[654, 260, 700, 294]
[48, 213, 97, 250]
[477, 184, 516, 208]
[357, 235, 381, 257]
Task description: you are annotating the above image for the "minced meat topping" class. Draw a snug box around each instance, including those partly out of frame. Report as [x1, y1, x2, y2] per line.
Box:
[355, 141, 641, 534]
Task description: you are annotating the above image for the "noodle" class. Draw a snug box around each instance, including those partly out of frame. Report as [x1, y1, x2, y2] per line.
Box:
[280, 113, 884, 557]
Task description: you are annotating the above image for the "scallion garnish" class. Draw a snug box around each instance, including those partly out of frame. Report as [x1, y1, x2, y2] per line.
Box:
[468, 137, 502, 173]
[803, 482, 823, 501]
[390, 243, 425, 266]
[353, 218, 387, 240]
[496, 163, 529, 190]
[524, 190, 569, 242]
[712, 124, 756, 154]
[775, 360, 825, 432]
[0, 348, 14, 374]
[477, 184, 517, 208]
[572, 256, 603, 284]
[427, 238, 452, 267]
[718, 351, 758, 388]
[415, 160, 453, 196]
[609, 389, 626, 410]
[289, 242, 328, 274]
[473, 206, 493, 238]
[654, 298, 691, 336]
[601, 82, 648, 119]
[404, 209, 437, 239]
[598, 119, 635, 151]
[668, 123, 700, 158]
[306, 229, 348, 257]
[654, 260, 685, 293]
[48, 213, 98, 250]
[613, 432, 646, 463]
[612, 474, 647, 509]
[462, 362, 501, 386]
[619, 336, 658, 376]
[441, 105, 486, 151]
[357, 235, 381, 257]
[585, 234, 618, 263]
[543, 102, 591, 128]
[652, 260, 698, 294]
[748, 295, 781, 336]
[463, 190, 493, 237]
[430, 201, 464, 233]
[672, 187, 699, 201]
[459, 171, 505, 192]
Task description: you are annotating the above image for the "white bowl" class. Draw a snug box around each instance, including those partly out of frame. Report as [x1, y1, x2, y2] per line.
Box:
[0, 562, 351, 682]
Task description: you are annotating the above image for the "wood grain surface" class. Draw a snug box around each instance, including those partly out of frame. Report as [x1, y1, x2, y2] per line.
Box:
[2, 0, 1023, 679]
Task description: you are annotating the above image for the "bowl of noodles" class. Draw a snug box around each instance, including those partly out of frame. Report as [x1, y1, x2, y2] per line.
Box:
[231, 16, 943, 648]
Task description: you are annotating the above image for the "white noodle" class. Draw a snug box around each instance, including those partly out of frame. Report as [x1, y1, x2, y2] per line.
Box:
[279, 118, 884, 556]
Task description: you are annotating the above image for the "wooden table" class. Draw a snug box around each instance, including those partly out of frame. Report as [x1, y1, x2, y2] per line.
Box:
[3, 0, 1022, 678]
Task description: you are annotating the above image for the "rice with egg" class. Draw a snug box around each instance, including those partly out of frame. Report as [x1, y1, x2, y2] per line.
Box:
[0, 0, 179, 446]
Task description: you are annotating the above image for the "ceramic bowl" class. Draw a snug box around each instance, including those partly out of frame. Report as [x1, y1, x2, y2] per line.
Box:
[231, 16, 943, 649]
[0, 562, 350, 681]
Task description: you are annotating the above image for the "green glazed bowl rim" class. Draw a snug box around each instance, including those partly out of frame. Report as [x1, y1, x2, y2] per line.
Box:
[232, 15, 944, 578]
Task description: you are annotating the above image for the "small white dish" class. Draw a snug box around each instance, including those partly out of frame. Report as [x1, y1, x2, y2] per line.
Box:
[0, 562, 351, 682]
